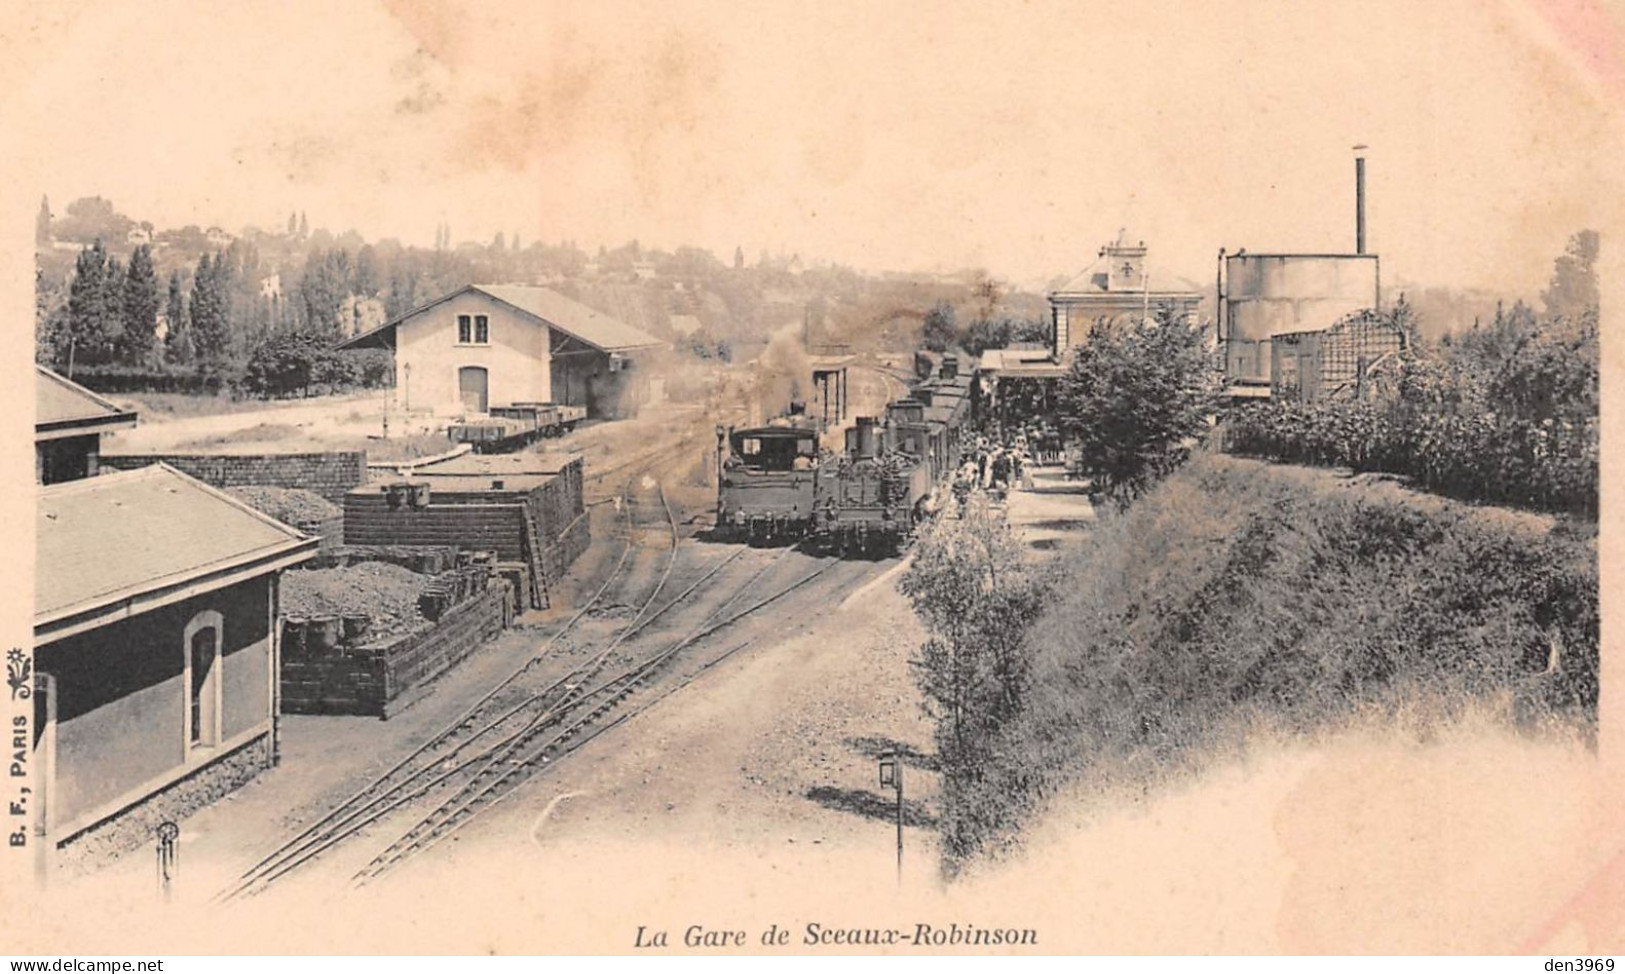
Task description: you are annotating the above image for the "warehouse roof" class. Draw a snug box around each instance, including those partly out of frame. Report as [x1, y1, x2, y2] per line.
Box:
[36, 366, 138, 441]
[36, 464, 317, 642]
[338, 284, 666, 354]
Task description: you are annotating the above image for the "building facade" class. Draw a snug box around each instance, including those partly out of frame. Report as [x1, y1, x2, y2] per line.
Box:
[35, 366, 138, 485]
[1048, 232, 1203, 358]
[340, 284, 665, 420]
[34, 464, 317, 855]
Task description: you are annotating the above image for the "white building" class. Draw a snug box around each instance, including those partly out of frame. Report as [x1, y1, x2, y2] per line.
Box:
[339, 284, 666, 420]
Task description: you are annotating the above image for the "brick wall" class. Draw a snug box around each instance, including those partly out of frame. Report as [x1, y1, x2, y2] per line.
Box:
[100, 452, 368, 503]
[343, 461, 587, 607]
[281, 579, 514, 718]
[342, 493, 528, 560]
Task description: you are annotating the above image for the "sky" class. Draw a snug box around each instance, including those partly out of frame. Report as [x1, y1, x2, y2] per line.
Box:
[5, 0, 1623, 295]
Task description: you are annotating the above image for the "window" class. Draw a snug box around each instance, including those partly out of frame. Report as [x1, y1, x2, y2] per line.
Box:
[457, 313, 490, 345]
[183, 610, 223, 752]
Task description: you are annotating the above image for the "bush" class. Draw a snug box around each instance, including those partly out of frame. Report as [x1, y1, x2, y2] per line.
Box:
[898, 493, 1050, 869]
[243, 334, 393, 397]
[1224, 273, 1597, 519]
[63, 362, 234, 396]
[938, 454, 1597, 867]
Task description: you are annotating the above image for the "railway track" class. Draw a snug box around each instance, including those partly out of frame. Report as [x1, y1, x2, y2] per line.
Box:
[351, 548, 841, 885]
[219, 457, 686, 901]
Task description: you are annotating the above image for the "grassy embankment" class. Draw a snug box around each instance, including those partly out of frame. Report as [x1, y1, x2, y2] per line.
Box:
[945, 452, 1597, 866]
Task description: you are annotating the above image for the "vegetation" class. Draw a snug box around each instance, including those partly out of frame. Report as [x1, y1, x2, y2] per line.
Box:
[899, 494, 1050, 872]
[1055, 303, 1217, 506]
[919, 454, 1598, 869]
[921, 297, 1047, 356]
[1223, 233, 1599, 518]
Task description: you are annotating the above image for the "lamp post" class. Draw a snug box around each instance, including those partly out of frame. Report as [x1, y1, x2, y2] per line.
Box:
[156, 820, 179, 901]
[714, 424, 727, 522]
[878, 749, 902, 883]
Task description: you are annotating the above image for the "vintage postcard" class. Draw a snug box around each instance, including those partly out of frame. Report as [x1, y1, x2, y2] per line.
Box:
[1, 0, 1621, 958]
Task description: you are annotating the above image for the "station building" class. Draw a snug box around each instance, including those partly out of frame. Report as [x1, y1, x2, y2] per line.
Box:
[978, 232, 1201, 428]
[33, 465, 317, 856]
[339, 284, 666, 420]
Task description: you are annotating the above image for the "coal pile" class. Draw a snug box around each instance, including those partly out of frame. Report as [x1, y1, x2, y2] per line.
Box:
[226, 485, 341, 527]
[283, 562, 430, 644]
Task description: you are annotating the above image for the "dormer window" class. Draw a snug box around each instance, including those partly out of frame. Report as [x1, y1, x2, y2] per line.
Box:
[457, 314, 490, 345]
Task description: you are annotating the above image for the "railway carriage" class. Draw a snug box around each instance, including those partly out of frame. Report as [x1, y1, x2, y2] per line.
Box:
[447, 402, 587, 452]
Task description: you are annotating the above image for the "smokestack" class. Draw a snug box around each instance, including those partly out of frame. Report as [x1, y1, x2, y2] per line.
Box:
[1354, 144, 1368, 255]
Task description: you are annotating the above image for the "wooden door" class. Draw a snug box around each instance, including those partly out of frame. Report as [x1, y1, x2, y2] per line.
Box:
[459, 366, 489, 413]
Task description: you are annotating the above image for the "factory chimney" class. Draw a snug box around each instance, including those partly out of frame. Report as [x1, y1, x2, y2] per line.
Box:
[1354, 144, 1369, 255]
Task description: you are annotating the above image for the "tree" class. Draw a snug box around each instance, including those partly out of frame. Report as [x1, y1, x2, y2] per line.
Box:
[733, 245, 744, 270]
[1542, 229, 1600, 321]
[298, 248, 351, 338]
[298, 211, 309, 237]
[165, 270, 194, 364]
[64, 240, 121, 369]
[190, 252, 231, 370]
[36, 265, 69, 366]
[287, 211, 298, 235]
[54, 197, 134, 244]
[1056, 303, 1216, 505]
[354, 244, 380, 297]
[244, 331, 323, 397]
[117, 244, 160, 363]
[922, 300, 957, 353]
[35, 196, 51, 248]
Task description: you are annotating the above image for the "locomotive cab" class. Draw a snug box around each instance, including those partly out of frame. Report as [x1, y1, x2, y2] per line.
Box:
[717, 423, 821, 543]
[728, 427, 819, 472]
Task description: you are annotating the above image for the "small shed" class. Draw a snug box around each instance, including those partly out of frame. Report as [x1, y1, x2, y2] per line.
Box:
[1270, 310, 1407, 401]
[35, 366, 137, 484]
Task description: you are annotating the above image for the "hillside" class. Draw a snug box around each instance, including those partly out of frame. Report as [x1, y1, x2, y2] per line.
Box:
[946, 452, 1598, 866]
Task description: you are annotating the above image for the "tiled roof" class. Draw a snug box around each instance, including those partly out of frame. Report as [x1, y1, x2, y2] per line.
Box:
[37, 464, 315, 625]
[36, 366, 138, 435]
[474, 285, 665, 351]
[339, 284, 666, 354]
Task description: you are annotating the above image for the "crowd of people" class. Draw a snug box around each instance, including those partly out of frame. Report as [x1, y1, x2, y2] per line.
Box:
[951, 422, 1063, 510]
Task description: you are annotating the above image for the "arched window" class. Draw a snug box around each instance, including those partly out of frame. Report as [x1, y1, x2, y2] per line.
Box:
[183, 610, 224, 752]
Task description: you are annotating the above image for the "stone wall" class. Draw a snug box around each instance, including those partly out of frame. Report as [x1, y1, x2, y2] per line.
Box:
[99, 451, 368, 503]
[54, 734, 274, 873]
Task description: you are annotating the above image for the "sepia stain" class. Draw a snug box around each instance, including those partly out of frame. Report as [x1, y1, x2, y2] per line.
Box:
[380, 0, 467, 70]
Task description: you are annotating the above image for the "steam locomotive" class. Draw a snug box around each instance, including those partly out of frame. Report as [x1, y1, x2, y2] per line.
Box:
[715, 353, 975, 553]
